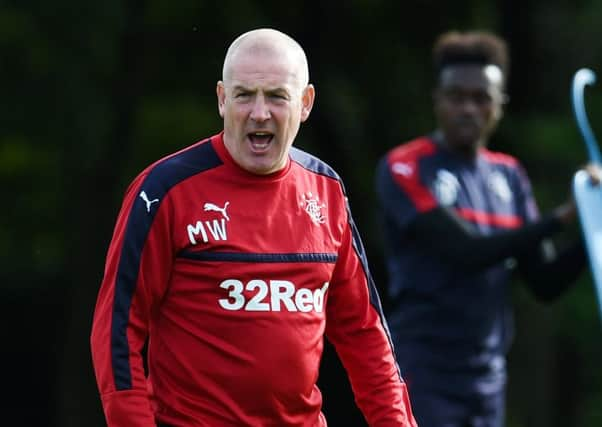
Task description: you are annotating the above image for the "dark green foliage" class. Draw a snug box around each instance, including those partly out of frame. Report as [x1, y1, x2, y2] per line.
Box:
[2, 1, 602, 426]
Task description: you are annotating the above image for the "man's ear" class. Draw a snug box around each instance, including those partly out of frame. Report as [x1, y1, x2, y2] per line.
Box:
[216, 81, 226, 118]
[495, 93, 509, 121]
[300, 84, 315, 122]
[494, 105, 504, 121]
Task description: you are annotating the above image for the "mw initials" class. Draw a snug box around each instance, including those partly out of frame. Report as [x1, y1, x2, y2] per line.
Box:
[187, 219, 228, 244]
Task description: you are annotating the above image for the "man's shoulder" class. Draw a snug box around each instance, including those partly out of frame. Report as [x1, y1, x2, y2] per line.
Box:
[289, 146, 341, 181]
[133, 135, 222, 191]
[479, 148, 520, 168]
[374, 136, 438, 185]
[150, 136, 220, 173]
[386, 136, 437, 163]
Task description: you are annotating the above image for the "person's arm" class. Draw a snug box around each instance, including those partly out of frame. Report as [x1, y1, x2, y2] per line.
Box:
[376, 153, 574, 271]
[90, 172, 173, 427]
[517, 238, 587, 301]
[519, 163, 602, 300]
[325, 200, 417, 427]
[409, 206, 587, 300]
[406, 205, 567, 270]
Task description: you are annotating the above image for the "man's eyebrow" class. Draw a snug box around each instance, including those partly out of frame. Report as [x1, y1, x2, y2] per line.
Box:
[442, 83, 489, 91]
[231, 84, 254, 92]
[265, 87, 290, 95]
[230, 84, 290, 95]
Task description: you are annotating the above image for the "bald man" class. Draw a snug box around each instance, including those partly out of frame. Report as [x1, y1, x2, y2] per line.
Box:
[91, 28, 417, 427]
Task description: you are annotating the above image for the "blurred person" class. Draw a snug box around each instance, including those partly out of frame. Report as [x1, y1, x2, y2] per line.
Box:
[91, 28, 416, 427]
[375, 30, 599, 427]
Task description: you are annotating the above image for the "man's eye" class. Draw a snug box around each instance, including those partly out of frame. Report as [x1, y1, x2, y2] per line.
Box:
[474, 93, 493, 104]
[444, 90, 492, 104]
[445, 91, 463, 102]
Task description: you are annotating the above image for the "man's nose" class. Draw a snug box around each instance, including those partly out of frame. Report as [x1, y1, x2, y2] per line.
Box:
[250, 95, 271, 122]
[459, 97, 479, 114]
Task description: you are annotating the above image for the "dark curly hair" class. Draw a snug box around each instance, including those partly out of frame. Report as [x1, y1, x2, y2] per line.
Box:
[433, 31, 509, 79]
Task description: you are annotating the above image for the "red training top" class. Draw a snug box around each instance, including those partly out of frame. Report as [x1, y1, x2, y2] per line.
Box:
[91, 132, 416, 427]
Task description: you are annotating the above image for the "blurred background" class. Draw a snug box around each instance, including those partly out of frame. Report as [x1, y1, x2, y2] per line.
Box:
[3, 0, 602, 425]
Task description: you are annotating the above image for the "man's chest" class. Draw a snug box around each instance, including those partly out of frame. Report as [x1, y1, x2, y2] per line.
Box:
[162, 175, 342, 316]
[168, 173, 344, 256]
[423, 162, 516, 213]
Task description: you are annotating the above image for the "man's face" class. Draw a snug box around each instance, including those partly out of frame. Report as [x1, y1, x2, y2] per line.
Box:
[434, 64, 505, 153]
[217, 48, 314, 175]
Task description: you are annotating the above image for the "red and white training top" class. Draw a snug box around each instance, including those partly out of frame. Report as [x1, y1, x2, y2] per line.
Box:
[91, 132, 416, 427]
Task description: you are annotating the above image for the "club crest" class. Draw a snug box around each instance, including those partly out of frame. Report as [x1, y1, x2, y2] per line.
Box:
[300, 192, 326, 225]
[433, 169, 460, 206]
[488, 171, 512, 203]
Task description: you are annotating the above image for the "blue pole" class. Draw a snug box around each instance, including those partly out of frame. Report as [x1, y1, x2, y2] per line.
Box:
[571, 68, 601, 164]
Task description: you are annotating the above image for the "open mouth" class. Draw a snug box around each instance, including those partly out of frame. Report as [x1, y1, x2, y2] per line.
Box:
[248, 132, 274, 153]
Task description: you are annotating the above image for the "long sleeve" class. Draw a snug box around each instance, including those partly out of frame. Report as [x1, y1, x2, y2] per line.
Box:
[518, 239, 587, 301]
[325, 205, 417, 427]
[90, 172, 174, 427]
[406, 206, 563, 270]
